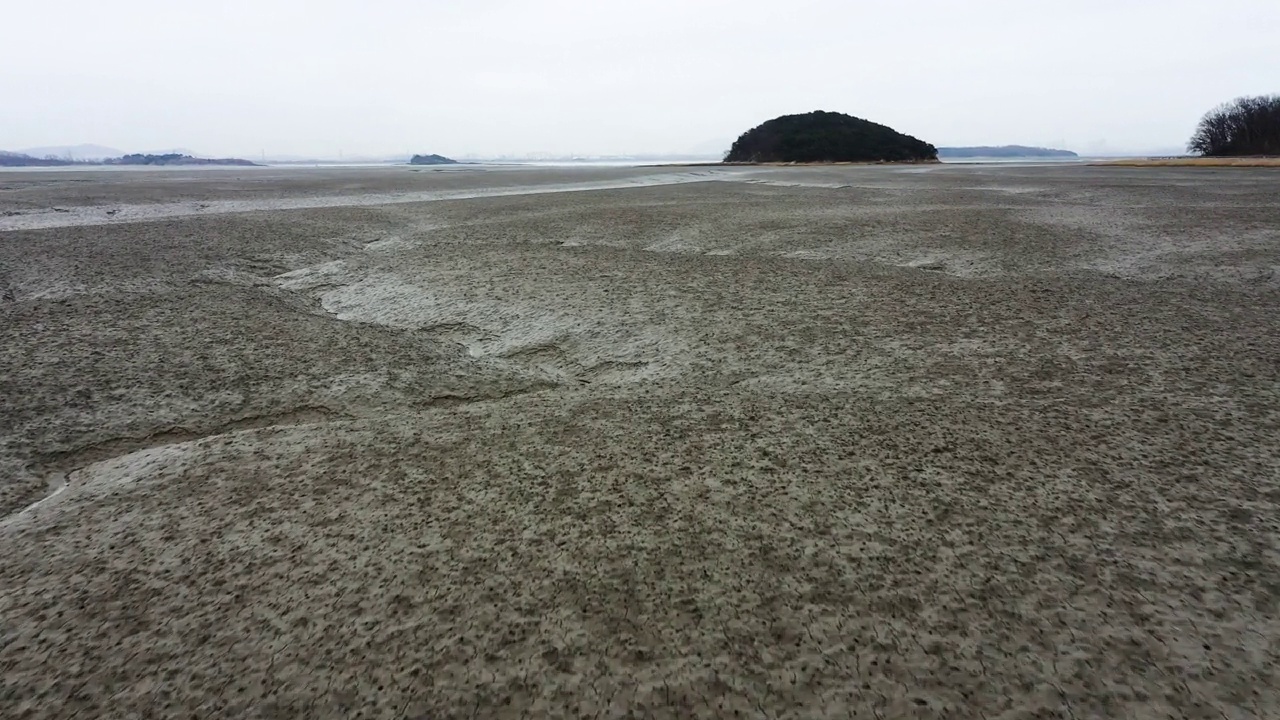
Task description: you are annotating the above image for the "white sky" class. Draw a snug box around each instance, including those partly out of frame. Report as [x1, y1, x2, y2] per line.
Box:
[3, 0, 1277, 157]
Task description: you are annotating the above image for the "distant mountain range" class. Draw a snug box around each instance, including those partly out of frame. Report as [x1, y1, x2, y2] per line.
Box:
[18, 144, 124, 160]
[14, 145, 213, 161]
[938, 146, 1078, 158]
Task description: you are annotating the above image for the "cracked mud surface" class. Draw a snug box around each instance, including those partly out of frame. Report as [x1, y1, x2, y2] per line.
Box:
[2, 164, 1279, 718]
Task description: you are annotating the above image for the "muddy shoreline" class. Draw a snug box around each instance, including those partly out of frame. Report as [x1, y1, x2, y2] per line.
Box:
[2, 164, 1278, 718]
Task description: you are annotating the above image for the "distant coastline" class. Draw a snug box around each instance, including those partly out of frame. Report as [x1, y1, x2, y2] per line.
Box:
[0, 151, 260, 168]
[938, 145, 1078, 159]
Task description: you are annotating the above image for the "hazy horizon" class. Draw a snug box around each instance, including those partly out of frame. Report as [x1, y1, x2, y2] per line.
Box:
[4, 0, 1276, 158]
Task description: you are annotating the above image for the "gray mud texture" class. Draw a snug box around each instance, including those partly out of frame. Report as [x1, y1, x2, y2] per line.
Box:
[2, 164, 1279, 718]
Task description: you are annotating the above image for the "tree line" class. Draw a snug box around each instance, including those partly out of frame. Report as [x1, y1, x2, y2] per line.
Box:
[1189, 95, 1280, 157]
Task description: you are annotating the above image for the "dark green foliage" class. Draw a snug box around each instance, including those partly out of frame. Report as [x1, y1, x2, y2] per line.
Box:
[1189, 95, 1280, 157]
[115, 153, 186, 165]
[409, 154, 459, 165]
[724, 111, 936, 163]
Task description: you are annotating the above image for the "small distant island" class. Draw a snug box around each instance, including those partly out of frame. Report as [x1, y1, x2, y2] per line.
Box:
[107, 153, 259, 166]
[724, 111, 937, 164]
[0, 151, 259, 167]
[937, 146, 1078, 159]
[409, 154, 459, 165]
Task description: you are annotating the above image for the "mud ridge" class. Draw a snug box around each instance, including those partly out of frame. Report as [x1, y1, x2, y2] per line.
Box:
[7, 407, 347, 522]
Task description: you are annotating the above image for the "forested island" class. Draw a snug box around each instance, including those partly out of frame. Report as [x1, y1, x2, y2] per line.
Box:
[108, 154, 259, 166]
[724, 111, 937, 164]
[409, 154, 460, 165]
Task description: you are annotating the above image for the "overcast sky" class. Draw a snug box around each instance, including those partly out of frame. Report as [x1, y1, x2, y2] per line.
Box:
[3, 0, 1277, 157]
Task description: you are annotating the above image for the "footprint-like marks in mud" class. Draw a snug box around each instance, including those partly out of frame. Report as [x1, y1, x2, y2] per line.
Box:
[500, 343, 574, 375]
[497, 341, 654, 384]
[579, 359, 653, 384]
[419, 322, 494, 355]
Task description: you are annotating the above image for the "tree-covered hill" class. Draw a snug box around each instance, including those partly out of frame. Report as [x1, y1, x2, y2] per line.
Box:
[724, 111, 936, 163]
[410, 154, 459, 165]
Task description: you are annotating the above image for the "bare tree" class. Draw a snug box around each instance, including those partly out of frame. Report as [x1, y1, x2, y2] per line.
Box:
[1188, 95, 1280, 156]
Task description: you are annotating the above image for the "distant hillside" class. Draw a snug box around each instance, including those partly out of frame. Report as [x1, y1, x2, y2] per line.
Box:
[725, 111, 936, 163]
[0, 151, 83, 167]
[938, 146, 1078, 158]
[106, 154, 259, 167]
[409, 154, 459, 165]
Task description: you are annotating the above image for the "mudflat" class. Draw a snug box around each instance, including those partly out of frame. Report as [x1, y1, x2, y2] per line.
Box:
[2, 163, 1278, 719]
